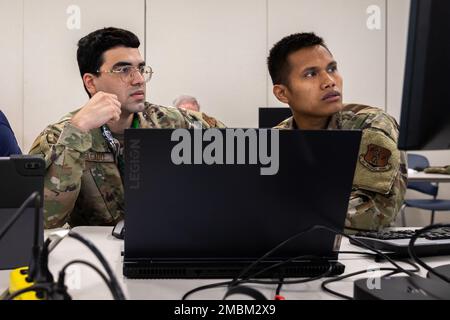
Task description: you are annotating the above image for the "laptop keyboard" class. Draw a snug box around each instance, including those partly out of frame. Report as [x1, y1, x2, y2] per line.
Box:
[350, 227, 450, 258]
[354, 227, 450, 241]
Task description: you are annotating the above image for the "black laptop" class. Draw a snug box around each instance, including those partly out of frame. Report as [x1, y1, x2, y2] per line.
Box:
[258, 107, 292, 128]
[0, 156, 44, 270]
[123, 129, 361, 279]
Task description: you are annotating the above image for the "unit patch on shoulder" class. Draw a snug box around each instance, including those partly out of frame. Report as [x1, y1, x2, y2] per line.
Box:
[359, 144, 392, 172]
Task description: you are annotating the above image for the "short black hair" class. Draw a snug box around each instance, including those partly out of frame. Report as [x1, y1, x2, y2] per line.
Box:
[267, 32, 330, 86]
[77, 27, 140, 96]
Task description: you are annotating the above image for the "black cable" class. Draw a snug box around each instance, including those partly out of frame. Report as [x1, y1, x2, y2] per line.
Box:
[182, 281, 232, 300]
[183, 251, 390, 299]
[338, 250, 418, 264]
[245, 253, 419, 286]
[320, 260, 421, 300]
[182, 253, 414, 300]
[218, 254, 333, 300]
[241, 255, 333, 285]
[388, 259, 420, 273]
[181, 256, 331, 300]
[223, 286, 268, 300]
[275, 278, 283, 296]
[231, 225, 415, 288]
[32, 194, 41, 252]
[182, 225, 419, 300]
[321, 268, 401, 300]
[67, 231, 126, 300]
[246, 269, 332, 285]
[383, 270, 403, 278]
[327, 226, 417, 277]
[408, 223, 450, 283]
[248, 258, 420, 284]
[242, 255, 322, 280]
[59, 260, 117, 300]
[5, 284, 50, 300]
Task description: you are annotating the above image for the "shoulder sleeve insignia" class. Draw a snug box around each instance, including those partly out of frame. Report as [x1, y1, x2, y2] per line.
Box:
[359, 144, 392, 172]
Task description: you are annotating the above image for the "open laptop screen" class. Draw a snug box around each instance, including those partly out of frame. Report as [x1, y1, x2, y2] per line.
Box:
[124, 129, 361, 264]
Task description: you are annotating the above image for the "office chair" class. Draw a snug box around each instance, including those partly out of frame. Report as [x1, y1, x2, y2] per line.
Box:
[401, 154, 450, 226]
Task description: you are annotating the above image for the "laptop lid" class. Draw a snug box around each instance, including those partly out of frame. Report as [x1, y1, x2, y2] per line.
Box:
[123, 129, 361, 265]
[0, 156, 44, 270]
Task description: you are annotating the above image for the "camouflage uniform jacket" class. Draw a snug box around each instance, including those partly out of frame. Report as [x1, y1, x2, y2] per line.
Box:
[274, 104, 407, 231]
[29, 102, 225, 228]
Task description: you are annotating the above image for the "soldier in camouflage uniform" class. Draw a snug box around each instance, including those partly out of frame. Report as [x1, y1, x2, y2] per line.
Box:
[268, 33, 407, 231]
[29, 27, 225, 229]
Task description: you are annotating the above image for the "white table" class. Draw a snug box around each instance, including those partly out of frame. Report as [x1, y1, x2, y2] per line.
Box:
[2, 226, 450, 300]
[408, 171, 450, 183]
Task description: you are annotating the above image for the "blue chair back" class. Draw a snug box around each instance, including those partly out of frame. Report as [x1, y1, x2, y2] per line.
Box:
[407, 154, 439, 197]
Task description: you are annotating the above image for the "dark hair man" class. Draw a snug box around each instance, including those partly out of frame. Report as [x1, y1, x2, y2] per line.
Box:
[268, 33, 407, 231]
[30, 27, 224, 228]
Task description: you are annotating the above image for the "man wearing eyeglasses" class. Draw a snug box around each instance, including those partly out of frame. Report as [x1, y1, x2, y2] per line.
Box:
[29, 27, 225, 229]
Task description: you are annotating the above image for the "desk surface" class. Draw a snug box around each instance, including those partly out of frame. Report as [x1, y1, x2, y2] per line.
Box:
[1, 226, 450, 300]
[408, 171, 450, 183]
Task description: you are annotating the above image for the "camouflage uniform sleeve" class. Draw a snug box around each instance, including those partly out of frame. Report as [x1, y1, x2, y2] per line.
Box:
[29, 122, 92, 228]
[144, 104, 226, 129]
[346, 113, 408, 231]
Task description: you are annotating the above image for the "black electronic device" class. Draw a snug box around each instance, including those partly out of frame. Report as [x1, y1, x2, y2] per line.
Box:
[428, 265, 450, 281]
[350, 228, 450, 258]
[258, 107, 292, 128]
[0, 156, 45, 270]
[398, 0, 450, 150]
[123, 128, 362, 279]
[352, 224, 450, 300]
[354, 275, 450, 300]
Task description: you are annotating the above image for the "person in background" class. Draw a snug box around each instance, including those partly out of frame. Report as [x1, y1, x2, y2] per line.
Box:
[173, 95, 201, 112]
[0, 110, 22, 156]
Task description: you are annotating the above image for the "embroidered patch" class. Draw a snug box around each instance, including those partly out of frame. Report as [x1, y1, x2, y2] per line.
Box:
[84, 152, 115, 163]
[359, 144, 392, 172]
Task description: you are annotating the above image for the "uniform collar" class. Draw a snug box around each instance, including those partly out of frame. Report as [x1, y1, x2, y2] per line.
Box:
[284, 113, 341, 130]
[136, 110, 150, 128]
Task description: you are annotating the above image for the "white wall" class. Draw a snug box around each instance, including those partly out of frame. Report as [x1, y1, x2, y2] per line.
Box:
[1, 0, 449, 225]
[23, 0, 145, 151]
[146, 0, 267, 128]
[147, 0, 388, 127]
[0, 0, 24, 147]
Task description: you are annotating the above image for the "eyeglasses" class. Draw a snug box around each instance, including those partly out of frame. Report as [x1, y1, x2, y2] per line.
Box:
[97, 65, 153, 83]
